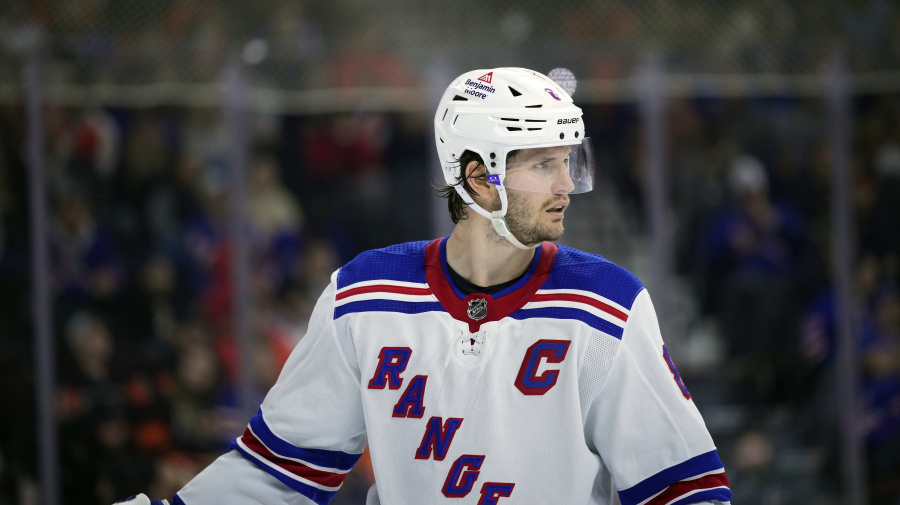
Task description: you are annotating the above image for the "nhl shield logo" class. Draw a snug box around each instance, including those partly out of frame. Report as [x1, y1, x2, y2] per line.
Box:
[467, 298, 488, 321]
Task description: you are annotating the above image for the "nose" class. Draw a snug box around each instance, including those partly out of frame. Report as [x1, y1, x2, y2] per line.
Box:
[552, 164, 576, 194]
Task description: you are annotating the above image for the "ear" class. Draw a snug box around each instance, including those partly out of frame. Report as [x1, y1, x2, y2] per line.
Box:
[465, 160, 495, 200]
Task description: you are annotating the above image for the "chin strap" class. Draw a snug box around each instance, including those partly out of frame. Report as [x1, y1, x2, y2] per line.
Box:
[454, 185, 538, 251]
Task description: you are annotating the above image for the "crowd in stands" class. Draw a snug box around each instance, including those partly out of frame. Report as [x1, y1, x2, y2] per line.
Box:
[656, 94, 900, 504]
[0, 102, 429, 504]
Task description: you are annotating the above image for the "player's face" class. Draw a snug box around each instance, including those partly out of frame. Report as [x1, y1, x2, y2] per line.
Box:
[491, 185, 570, 247]
[504, 145, 577, 195]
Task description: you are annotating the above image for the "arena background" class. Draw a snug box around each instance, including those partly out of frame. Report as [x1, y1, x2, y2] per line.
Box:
[1, 0, 899, 504]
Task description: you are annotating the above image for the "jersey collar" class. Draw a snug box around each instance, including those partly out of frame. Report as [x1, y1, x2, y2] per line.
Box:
[425, 236, 559, 332]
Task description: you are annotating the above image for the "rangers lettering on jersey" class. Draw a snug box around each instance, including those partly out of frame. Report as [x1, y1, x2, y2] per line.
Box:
[393, 375, 428, 418]
[415, 417, 464, 461]
[368, 347, 411, 389]
[479, 482, 515, 505]
[442, 455, 485, 497]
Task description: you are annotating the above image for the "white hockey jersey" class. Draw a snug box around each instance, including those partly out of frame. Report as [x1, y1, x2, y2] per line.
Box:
[177, 238, 732, 505]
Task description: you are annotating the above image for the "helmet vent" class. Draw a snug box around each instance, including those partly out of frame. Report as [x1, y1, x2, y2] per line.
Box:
[506, 127, 523, 132]
[508, 86, 523, 97]
[500, 118, 519, 122]
[453, 115, 459, 125]
[442, 109, 448, 121]
[528, 128, 542, 131]
[525, 104, 542, 108]
[453, 95, 468, 101]
[439, 137, 445, 143]
[525, 119, 546, 123]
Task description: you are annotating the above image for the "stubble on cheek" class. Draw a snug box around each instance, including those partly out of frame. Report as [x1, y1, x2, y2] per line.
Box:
[500, 191, 566, 246]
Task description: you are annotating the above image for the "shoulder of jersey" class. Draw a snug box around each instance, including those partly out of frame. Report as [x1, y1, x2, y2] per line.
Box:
[336, 241, 431, 290]
[545, 244, 645, 313]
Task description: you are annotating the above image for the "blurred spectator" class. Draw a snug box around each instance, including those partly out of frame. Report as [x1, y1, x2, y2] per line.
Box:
[866, 126, 900, 259]
[170, 342, 232, 452]
[703, 157, 809, 330]
[48, 108, 121, 211]
[143, 152, 207, 248]
[124, 254, 190, 344]
[861, 282, 900, 503]
[57, 312, 123, 504]
[246, 153, 305, 297]
[300, 113, 391, 255]
[50, 191, 123, 304]
[701, 154, 812, 405]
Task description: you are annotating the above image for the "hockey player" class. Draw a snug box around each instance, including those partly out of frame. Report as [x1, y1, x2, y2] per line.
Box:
[117, 68, 732, 505]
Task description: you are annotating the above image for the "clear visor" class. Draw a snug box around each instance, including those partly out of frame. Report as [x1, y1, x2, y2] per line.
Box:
[498, 138, 595, 194]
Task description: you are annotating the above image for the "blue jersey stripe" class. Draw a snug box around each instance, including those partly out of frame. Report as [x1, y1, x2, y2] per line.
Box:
[336, 241, 430, 289]
[546, 245, 644, 310]
[618, 450, 726, 505]
[334, 300, 445, 319]
[249, 410, 361, 471]
[171, 494, 187, 505]
[510, 307, 625, 339]
[669, 488, 733, 505]
[230, 443, 338, 505]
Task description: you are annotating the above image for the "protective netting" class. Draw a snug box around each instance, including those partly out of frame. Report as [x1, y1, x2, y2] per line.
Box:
[2, 0, 900, 106]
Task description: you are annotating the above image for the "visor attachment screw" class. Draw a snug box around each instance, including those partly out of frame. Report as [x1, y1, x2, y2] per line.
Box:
[491, 162, 496, 168]
[575, 131, 579, 138]
[560, 133, 565, 139]
[490, 152, 496, 159]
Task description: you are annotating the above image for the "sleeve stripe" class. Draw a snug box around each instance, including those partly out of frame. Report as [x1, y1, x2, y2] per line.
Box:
[666, 488, 733, 505]
[509, 307, 625, 339]
[248, 409, 362, 471]
[230, 441, 338, 505]
[532, 292, 629, 321]
[618, 450, 728, 505]
[172, 494, 187, 505]
[535, 288, 631, 314]
[240, 428, 348, 487]
[336, 284, 432, 301]
[643, 472, 730, 505]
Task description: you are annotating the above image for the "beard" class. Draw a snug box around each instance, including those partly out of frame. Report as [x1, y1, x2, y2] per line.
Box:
[488, 190, 566, 247]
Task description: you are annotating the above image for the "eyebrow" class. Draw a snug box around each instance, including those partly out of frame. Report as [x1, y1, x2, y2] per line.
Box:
[510, 150, 568, 166]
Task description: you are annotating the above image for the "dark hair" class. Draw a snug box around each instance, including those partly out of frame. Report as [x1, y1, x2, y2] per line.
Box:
[435, 150, 485, 224]
[435, 149, 522, 224]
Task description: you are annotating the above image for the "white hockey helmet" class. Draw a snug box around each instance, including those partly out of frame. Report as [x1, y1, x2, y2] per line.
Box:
[434, 67, 594, 249]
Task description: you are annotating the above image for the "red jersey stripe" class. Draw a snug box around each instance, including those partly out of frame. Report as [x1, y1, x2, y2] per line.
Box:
[531, 293, 629, 322]
[240, 429, 347, 488]
[644, 472, 730, 505]
[336, 284, 432, 301]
